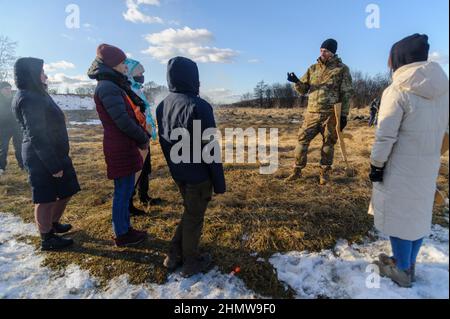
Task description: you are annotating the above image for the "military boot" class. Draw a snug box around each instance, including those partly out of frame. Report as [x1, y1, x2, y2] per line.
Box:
[180, 253, 212, 278]
[163, 246, 183, 272]
[319, 166, 332, 185]
[285, 166, 302, 182]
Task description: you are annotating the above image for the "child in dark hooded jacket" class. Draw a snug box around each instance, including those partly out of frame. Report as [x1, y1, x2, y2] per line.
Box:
[157, 56, 226, 278]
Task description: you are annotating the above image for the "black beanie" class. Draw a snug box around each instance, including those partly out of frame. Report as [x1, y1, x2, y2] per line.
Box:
[389, 34, 430, 72]
[321, 39, 338, 54]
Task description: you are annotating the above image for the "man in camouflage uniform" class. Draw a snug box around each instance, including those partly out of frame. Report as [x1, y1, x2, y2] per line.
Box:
[286, 39, 353, 185]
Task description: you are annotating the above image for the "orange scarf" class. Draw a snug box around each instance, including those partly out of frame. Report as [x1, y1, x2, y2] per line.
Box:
[124, 94, 147, 130]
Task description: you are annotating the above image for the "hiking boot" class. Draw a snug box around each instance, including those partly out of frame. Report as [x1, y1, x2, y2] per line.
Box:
[378, 254, 416, 283]
[129, 202, 146, 216]
[114, 230, 147, 247]
[163, 249, 183, 272]
[378, 253, 396, 267]
[140, 195, 163, 206]
[180, 253, 212, 278]
[128, 227, 148, 237]
[52, 222, 73, 234]
[319, 166, 331, 185]
[41, 232, 74, 251]
[285, 167, 302, 182]
[374, 261, 412, 288]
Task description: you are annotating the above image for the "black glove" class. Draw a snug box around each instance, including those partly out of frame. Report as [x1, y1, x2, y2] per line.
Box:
[369, 164, 385, 183]
[287, 72, 300, 83]
[340, 116, 348, 131]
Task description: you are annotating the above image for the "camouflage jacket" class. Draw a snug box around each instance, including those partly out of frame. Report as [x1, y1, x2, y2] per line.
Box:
[294, 55, 353, 116]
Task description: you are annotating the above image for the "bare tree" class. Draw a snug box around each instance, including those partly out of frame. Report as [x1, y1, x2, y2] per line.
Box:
[0, 35, 18, 82]
[142, 81, 169, 105]
[254, 80, 268, 108]
[240, 92, 252, 102]
[269, 83, 299, 108]
[75, 85, 96, 97]
[351, 71, 390, 108]
[265, 86, 274, 108]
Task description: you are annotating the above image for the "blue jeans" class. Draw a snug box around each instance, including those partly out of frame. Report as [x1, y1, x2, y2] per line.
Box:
[390, 237, 424, 271]
[112, 174, 135, 237]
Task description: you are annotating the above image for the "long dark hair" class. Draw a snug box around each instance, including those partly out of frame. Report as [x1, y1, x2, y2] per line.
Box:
[389, 34, 430, 73]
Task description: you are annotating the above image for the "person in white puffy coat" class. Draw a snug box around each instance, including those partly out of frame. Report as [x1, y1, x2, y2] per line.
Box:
[369, 34, 449, 288]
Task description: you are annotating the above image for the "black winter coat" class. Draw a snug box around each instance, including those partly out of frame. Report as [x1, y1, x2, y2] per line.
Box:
[156, 57, 226, 194]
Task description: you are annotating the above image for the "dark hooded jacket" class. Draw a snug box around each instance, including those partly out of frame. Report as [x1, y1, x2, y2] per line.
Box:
[156, 57, 226, 194]
[0, 90, 17, 129]
[12, 58, 74, 176]
[88, 58, 149, 180]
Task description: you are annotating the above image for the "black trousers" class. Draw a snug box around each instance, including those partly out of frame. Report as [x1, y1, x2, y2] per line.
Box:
[0, 126, 23, 170]
[171, 179, 213, 259]
[129, 150, 152, 207]
[137, 151, 152, 198]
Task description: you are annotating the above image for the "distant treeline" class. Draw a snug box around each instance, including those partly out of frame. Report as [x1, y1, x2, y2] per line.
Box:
[49, 81, 170, 105]
[222, 71, 391, 109]
[48, 73, 390, 111]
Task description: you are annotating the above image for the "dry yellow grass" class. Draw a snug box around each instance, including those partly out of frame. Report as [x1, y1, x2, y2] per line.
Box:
[0, 107, 448, 298]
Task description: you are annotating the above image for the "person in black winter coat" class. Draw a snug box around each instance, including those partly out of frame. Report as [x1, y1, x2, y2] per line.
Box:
[0, 81, 23, 175]
[12, 57, 81, 251]
[157, 56, 226, 278]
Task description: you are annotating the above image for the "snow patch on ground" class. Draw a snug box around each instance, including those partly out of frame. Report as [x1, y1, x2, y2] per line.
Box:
[51, 94, 95, 111]
[270, 225, 449, 299]
[0, 213, 258, 299]
[1, 212, 448, 299]
[69, 120, 101, 126]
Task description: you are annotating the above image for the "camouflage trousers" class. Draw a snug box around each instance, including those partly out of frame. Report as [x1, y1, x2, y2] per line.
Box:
[294, 112, 338, 169]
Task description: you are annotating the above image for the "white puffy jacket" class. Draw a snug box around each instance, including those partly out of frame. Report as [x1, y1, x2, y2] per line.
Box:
[368, 61, 449, 241]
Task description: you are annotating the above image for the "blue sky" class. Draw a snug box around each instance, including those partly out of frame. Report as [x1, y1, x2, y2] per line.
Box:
[1, 0, 448, 102]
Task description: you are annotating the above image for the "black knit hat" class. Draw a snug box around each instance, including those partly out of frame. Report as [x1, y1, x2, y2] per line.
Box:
[321, 39, 338, 54]
[389, 34, 430, 72]
[0, 81, 11, 90]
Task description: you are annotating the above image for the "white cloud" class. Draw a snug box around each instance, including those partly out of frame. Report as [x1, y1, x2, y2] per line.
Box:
[44, 61, 76, 73]
[429, 51, 449, 65]
[47, 73, 96, 93]
[168, 20, 181, 26]
[126, 52, 134, 58]
[48, 73, 93, 85]
[145, 27, 213, 47]
[203, 88, 241, 104]
[123, 0, 163, 24]
[248, 59, 261, 64]
[142, 27, 239, 64]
